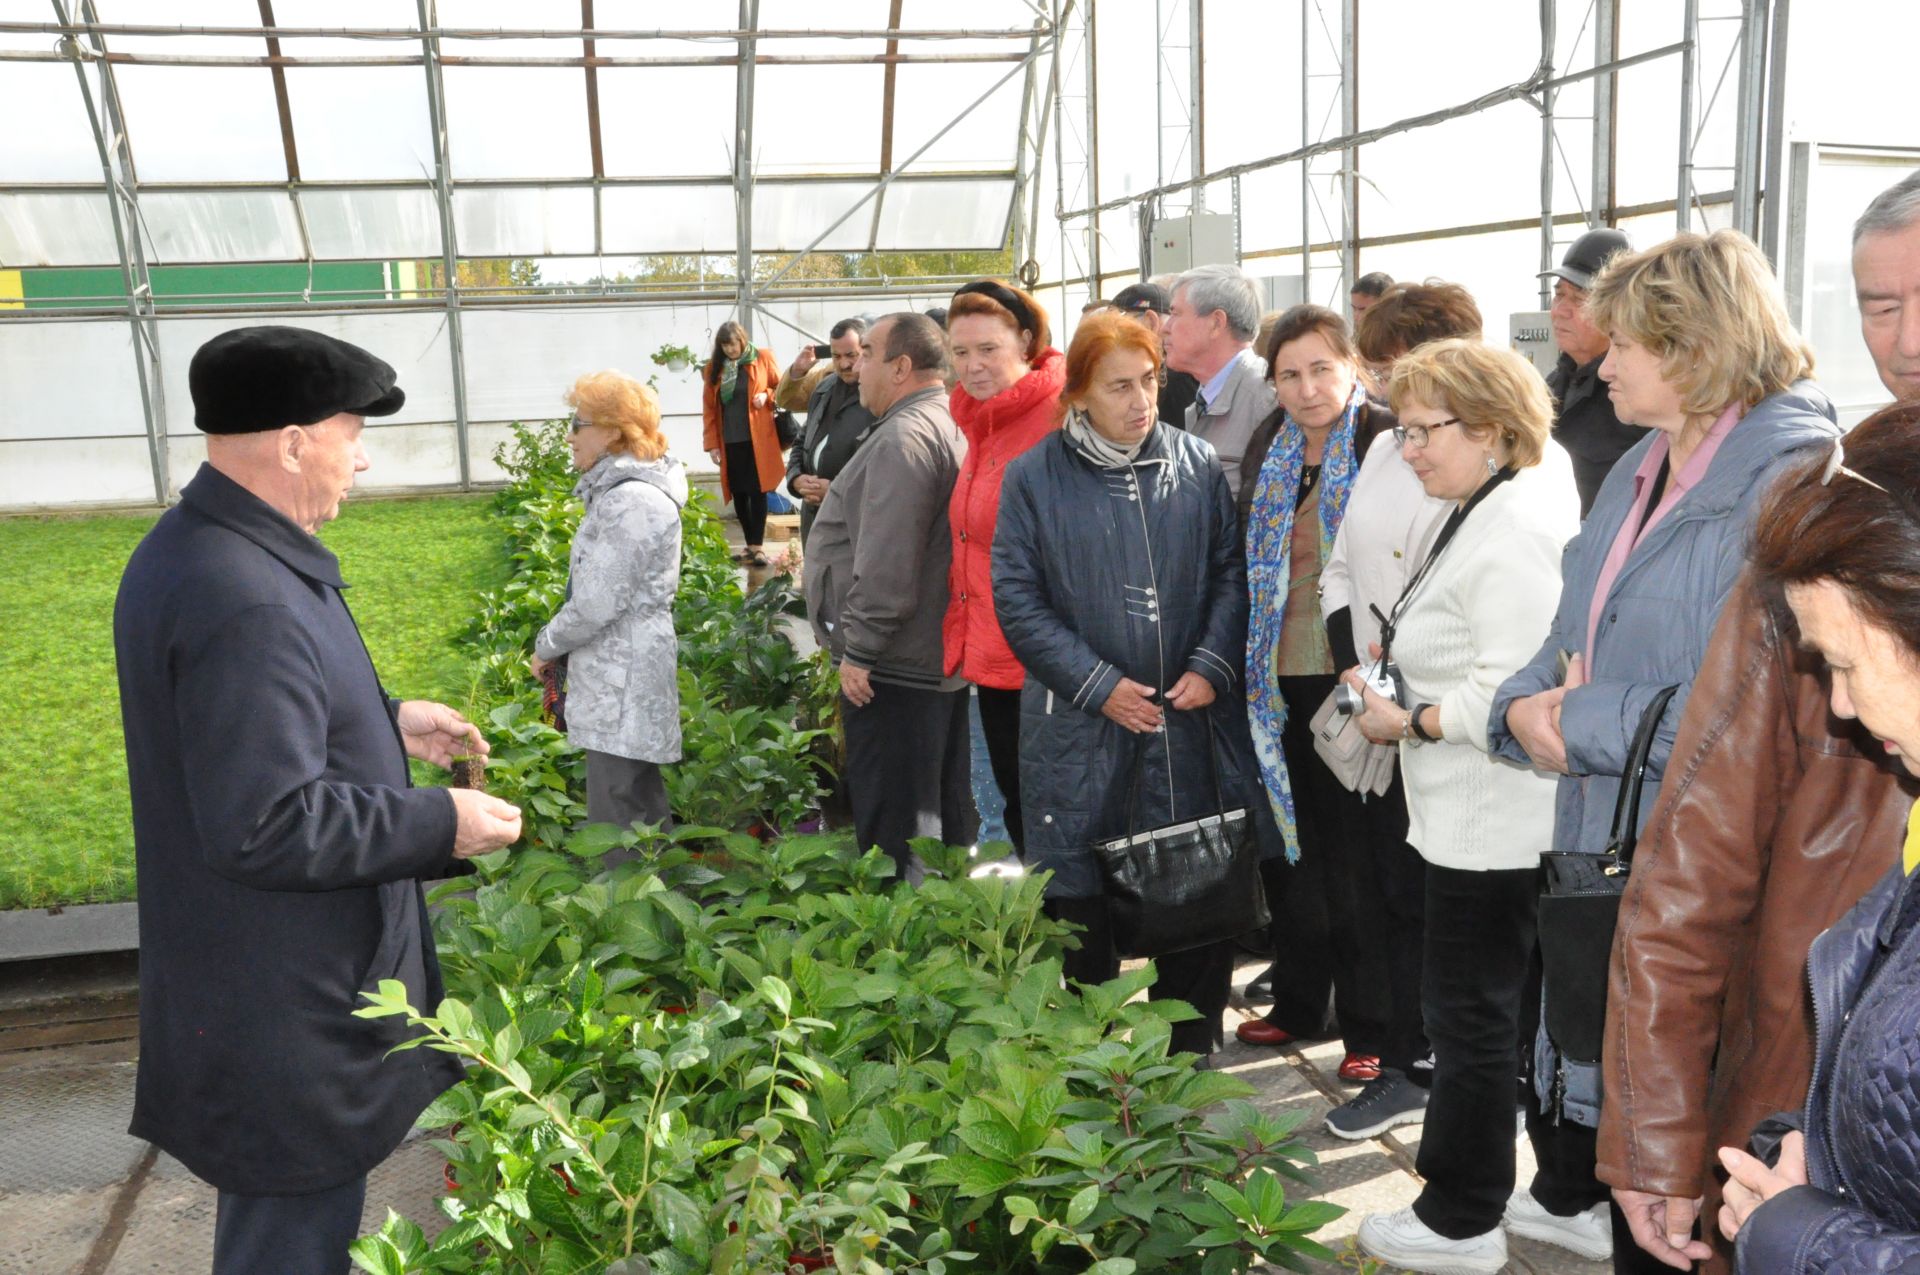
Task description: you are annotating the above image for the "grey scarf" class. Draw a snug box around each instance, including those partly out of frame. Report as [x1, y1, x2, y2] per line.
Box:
[1065, 409, 1147, 468]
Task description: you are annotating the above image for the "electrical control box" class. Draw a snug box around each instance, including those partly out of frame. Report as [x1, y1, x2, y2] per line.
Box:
[1148, 212, 1239, 275]
[1510, 310, 1559, 380]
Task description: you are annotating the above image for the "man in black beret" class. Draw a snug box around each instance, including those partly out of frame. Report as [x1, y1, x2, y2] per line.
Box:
[114, 325, 523, 1274]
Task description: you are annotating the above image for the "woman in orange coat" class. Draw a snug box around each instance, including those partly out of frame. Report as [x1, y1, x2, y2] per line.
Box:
[702, 320, 785, 565]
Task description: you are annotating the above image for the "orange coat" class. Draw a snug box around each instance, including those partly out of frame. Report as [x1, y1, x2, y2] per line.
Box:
[701, 347, 785, 502]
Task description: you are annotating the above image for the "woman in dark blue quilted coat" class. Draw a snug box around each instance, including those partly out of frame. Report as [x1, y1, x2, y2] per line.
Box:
[991, 312, 1263, 1062]
[1717, 404, 1920, 1272]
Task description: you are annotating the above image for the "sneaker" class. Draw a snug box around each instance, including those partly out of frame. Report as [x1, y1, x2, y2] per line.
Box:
[1357, 1207, 1508, 1275]
[1326, 1070, 1429, 1140]
[1503, 1190, 1612, 1261]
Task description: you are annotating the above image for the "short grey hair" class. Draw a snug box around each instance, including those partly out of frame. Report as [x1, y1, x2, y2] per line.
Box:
[1175, 264, 1261, 341]
[1853, 169, 1920, 245]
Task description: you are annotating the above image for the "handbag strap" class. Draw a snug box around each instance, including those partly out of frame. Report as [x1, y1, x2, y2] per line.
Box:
[1117, 703, 1232, 838]
[1603, 684, 1679, 872]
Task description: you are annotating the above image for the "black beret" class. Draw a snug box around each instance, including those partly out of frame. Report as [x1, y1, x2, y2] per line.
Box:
[189, 325, 406, 434]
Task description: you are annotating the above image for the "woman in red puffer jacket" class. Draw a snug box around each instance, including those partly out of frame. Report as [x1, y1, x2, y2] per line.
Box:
[944, 281, 1066, 855]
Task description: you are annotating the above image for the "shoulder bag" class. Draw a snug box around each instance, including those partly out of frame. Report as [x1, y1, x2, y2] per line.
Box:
[1536, 684, 1678, 1063]
[774, 408, 801, 450]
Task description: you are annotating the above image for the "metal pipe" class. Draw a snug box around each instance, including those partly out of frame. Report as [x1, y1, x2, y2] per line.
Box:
[0, 47, 1028, 66]
[1301, 0, 1310, 310]
[1592, 0, 1618, 226]
[1730, 0, 1768, 237]
[733, 0, 758, 335]
[0, 21, 1047, 40]
[1083, 0, 1100, 287]
[1537, 0, 1557, 308]
[0, 169, 1015, 194]
[1340, 0, 1358, 303]
[1677, 0, 1699, 231]
[1007, 19, 1042, 272]
[1760, 0, 1792, 264]
[415, 0, 471, 488]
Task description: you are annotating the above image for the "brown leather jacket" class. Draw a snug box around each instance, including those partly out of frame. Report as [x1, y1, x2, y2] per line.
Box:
[1597, 573, 1913, 1265]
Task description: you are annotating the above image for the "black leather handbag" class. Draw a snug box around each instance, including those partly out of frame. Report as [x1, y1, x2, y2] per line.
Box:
[1537, 684, 1678, 1062]
[1092, 712, 1270, 959]
[774, 408, 801, 449]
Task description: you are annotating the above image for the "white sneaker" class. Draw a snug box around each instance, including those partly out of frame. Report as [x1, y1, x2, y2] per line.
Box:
[1503, 1189, 1613, 1261]
[1357, 1206, 1508, 1275]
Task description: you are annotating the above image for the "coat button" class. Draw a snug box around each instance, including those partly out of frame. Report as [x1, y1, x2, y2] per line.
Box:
[1044, 814, 1054, 824]
[959, 531, 968, 542]
[960, 592, 968, 601]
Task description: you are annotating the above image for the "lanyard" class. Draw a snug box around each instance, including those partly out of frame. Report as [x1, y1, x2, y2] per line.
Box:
[1372, 466, 1515, 661]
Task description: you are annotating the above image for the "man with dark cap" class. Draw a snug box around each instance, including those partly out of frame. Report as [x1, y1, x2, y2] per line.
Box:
[113, 325, 523, 1274]
[1542, 227, 1647, 515]
[1113, 280, 1200, 426]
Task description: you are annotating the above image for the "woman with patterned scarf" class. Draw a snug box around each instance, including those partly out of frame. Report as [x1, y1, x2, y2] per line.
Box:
[1233, 305, 1395, 1088]
[702, 320, 785, 566]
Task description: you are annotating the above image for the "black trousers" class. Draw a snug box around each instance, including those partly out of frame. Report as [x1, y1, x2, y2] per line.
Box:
[214, 1174, 367, 1275]
[842, 680, 976, 880]
[725, 439, 768, 544]
[1412, 860, 1538, 1240]
[585, 750, 671, 828]
[1358, 766, 1430, 1079]
[974, 685, 1025, 853]
[1048, 894, 1233, 1058]
[1258, 674, 1391, 1055]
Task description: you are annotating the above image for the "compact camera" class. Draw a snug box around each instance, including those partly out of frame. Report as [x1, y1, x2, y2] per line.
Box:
[1333, 657, 1407, 715]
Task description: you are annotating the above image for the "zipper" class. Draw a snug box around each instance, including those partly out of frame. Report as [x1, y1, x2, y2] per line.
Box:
[1127, 464, 1174, 808]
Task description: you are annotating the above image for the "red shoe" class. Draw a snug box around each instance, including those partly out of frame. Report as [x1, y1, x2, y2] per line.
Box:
[1234, 1019, 1300, 1047]
[1337, 1052, 1382, 1084]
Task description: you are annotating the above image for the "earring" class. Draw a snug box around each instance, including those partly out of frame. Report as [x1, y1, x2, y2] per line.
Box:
[1485, 454, 1498, 477]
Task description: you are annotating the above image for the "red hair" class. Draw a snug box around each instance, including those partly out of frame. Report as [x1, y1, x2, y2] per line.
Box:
[1057, 311, 1164, 423]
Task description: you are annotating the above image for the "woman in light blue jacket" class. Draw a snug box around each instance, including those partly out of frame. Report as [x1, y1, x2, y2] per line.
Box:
[1487, 230, 1838, 1273]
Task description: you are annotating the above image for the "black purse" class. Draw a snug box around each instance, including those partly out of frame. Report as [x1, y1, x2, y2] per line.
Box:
[1536, 684, 1678, 1062]
[1092, 711, 1270, 959]
[774, 408, 801, 449]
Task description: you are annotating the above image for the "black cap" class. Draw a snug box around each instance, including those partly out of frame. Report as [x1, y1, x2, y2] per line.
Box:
[1539, 228, 1632, 290]
[189, 325, 406, 435]
[1111, 282, 1172, 315]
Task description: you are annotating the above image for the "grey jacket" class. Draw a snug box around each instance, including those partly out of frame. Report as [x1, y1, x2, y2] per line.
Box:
[1183, 346, 1276, 501]
[803, 384, 967, 689]
[535, 452, 688, 763]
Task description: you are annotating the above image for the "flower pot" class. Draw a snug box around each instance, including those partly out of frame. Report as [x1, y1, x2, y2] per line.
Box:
[667, 357, 690, 373]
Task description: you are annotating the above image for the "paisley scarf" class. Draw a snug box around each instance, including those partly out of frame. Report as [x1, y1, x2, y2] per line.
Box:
[1245, 381, 1367, 861]
[717, 340, 758, 405]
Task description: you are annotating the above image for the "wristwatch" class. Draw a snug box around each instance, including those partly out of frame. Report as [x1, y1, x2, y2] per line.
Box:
[1408, 702, 1440, 743]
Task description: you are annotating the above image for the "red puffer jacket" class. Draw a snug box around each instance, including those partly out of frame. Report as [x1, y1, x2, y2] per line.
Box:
[943, 347, 1067, 689]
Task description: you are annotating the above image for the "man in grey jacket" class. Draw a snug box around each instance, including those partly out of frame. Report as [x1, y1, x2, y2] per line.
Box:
[1166, 263, 1277, 502]
[803, 312, 976, 878]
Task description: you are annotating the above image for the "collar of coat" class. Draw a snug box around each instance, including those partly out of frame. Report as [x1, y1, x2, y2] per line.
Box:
[872, 383, 948, 429]
[948, 346, 1066, 438]
[1197, 346, 1266, 417]
[179, 462, 347, 588]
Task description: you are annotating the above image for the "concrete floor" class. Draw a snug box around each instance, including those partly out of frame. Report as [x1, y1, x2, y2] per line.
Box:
[0, 953, 1608, 1275]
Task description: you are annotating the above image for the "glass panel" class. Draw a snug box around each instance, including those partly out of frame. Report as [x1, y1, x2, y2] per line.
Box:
[0, 0, 60, 52]
[283, 68, 434, 181]
[596, 67, 737, 178]
[438, 0, 577, 57]
[300, 187, 442, 259]
[753, 65, 885, 175]
[0, 192, 122, 267]
[0, 64, 103, 181]
[1357, 0, 1538, 130]
[0, 438, 156, 509]
[889, 63, 1024, 174]
[452, 186, 595, 257]
[896, 0, 1039, 32]
[600, 185, 737, 254]
[93, 0, 265, 53]
[0, 320, 143, 441]
[442, 68, 594, 178]
[1359, 224, 1548, 346]
[1200, 0, 1301, 174]
[751, 0, 890, 56]
[141, 190, 303, 262]
[270, 0, 421, 52]
[873, 179, 1014, 251]
[1356, 100, 1541, 240]
[113, 68, 291, 181]
[750, 182, 876, 252]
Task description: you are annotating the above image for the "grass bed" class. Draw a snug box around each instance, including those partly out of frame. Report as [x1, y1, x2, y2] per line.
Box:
[0, 494, 508, 911]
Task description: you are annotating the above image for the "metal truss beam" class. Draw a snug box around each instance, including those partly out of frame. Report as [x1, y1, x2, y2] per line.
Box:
[416, 0, 470, 488]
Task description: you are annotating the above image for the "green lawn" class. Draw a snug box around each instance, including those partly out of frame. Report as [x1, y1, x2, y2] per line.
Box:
[0, 494, 507, 910]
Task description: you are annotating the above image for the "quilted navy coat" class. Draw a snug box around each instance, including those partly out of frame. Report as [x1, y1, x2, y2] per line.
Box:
[990, 422, 1262, 900]
[1736, 861, 1920, 1272]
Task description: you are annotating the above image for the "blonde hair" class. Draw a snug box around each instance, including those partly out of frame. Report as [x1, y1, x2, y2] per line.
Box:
[566, 370, 667, 460]
[1585, 229, 1815, 417]
[1388, 338, 1553, 469]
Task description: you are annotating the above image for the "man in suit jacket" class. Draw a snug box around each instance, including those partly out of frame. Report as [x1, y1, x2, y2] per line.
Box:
[1165, 263, 1277, 502]
[114, 326, 523, 1275]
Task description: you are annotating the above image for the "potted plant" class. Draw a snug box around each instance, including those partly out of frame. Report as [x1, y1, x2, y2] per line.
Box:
[652, 341, 701, 375]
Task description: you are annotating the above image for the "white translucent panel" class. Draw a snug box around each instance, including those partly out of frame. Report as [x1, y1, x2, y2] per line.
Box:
[1786, 4, 1920, 143]
[283, 68, 435, 181]
[300, 187, 443, 259]
[595, 68, 737, 178]
[750, 0, 890, 55]
[0, 438, 156, 509]
[140, 191, 303, 262]
[889, 63, 1024, 174]
[92, 0, 266, 53]
[156, 312, 457, 437]
[1356, 100, 1542, 240]
[0, 192, 122, 267]
[896, 0, 1039, 33]
[452, 186, 595, 256]
[1235, 163, 1307, 261]
[751, 182, 876, 252]
[0, 321, 144, 441]
[1090, 2, 1162, 201]
[1358, 225, 1550, 347]
[442, 69, 593, 179]
[752, 66, 885, 175]
[0, 64, 103, 181]
[353, 421, 464, 490]
[0, 0, 59, 51]
[112, 68, 289, 181]
[439, 0, 582, 57]
[873, 179, 1015, 250]
[600, 185, 737, 254]
[1357, 0, 1539, 130]
[269, 0, 420, 55]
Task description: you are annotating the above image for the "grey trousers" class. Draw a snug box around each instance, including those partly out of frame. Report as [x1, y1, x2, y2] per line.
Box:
[213, 1173, 366, 1275]
[585, 751, 672, 829]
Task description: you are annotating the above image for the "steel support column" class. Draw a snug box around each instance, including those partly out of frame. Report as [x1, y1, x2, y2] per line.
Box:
[416, 0, 471, 487]
[1008, 18, 1044, 278]
[1592, 0, 1619, 225]
[1537, 0, 1558, 304]
[733, 0, 759, 335]
[1730, 0, 1769, 237]
[1759, 0, 1792, 264]
[1676, 0, 1699, 231]
[1338, 0, 1358, 302]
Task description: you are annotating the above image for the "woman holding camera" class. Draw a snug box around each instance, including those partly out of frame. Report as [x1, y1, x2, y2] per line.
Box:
[1342, 339, 1580, 1275]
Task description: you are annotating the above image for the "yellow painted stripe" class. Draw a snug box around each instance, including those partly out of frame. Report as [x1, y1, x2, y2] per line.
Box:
[0, 269, 22, 309]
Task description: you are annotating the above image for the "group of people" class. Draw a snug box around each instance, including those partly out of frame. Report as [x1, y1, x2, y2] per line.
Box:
[109, 160, 1920, 1273]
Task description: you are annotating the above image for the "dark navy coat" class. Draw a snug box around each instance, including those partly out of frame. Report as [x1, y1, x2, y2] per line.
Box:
[990, 423, 1261, 900]
[113, 464, 464, 1195]
[1737, 862, 1920, 1272]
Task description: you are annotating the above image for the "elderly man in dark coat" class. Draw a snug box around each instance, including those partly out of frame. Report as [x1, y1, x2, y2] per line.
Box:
[113, 326, 523, 1275]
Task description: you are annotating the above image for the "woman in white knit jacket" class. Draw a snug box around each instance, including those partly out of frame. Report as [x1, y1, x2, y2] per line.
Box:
[1339, 338, 1581, 1275]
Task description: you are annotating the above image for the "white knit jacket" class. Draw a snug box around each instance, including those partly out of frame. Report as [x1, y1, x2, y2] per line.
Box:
[1389, 444, 1580, 871]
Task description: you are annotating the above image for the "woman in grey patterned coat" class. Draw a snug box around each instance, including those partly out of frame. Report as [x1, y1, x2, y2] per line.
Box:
[530, 371, 688, 827]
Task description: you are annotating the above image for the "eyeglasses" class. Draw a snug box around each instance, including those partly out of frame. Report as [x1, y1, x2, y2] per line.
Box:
[568, 411, 593, 433]
[1820, 435, 1890, 494]
[1390, 418, 1463, 449]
